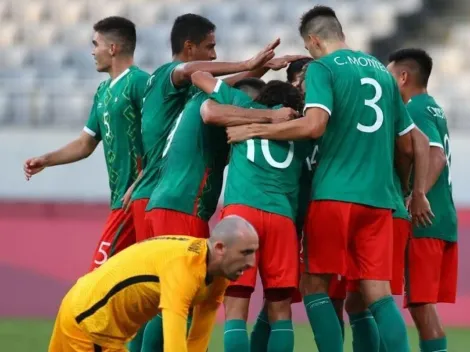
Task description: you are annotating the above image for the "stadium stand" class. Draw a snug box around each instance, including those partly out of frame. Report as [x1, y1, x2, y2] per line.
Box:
[0, 0, 469, 129]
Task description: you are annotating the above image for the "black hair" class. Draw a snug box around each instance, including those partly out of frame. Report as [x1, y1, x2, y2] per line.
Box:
[299, 5, 344, 40]
[388, 48, 433, 87]
[171, 14, 216, 55]
[233, 78, 266, 92]
[93, 16, 136, 56]
[255, 80, 304, 112]
[286, 58, 313, 83]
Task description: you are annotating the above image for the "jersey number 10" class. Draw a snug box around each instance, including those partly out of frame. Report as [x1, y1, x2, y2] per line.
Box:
[246, 139, 294, 169]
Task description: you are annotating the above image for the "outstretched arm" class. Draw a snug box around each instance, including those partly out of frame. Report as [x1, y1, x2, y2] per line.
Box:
[171, 38, 280, 87]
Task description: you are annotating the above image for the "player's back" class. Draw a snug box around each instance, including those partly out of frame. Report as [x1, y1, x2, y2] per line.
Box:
[149, 91, 229, 220]
[311, 49, 404, 210]
[133, 62, 196, 200]
[66, 236, 208, 347]
[407, 94, 457, 241]
[227, 118, 313, 220]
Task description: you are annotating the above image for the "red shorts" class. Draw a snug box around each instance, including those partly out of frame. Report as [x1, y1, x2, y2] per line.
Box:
[131, 199, 153, 242]
[222, 205, 299, 293]
[303, 200, 393, 281]
[391, 218, 411, 295]
[404, 237, 458, 307]
[146, 208, 209, 238]
[89, 209, 136, 271]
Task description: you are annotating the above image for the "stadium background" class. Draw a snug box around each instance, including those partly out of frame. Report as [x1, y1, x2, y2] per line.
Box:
[1, 0, 470, 350]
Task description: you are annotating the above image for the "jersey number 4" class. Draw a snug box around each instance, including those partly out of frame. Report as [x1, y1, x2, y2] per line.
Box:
[357, 77, 383, 134]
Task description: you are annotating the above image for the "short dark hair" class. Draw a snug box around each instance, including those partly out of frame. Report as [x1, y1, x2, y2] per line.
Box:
[233, 78, 266, 92]
[299, 5, 344, 40]
[255, 80, 304, 112]
[286, 58, 313, 83]
[93, 16, 136, 56]
[388, 48, 433, 87]
[171, 14, 216, 55]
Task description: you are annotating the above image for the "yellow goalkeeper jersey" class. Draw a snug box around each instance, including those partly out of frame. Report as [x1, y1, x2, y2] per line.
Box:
[65, 235, 228, 351]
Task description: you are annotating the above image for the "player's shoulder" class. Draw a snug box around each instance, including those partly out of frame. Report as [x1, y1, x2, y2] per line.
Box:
[407, 94, 441, 120]
[151, 61, 181, 77]
[129, 66, 150, 80]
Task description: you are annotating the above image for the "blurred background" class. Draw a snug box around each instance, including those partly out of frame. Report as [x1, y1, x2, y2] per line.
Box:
[1, 0, 470, 350]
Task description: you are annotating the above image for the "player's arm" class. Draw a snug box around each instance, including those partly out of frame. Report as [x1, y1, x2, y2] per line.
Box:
[225, 62, 332, 143]
[24, 131, 99, 180]
[187, 278, 228, 352]
[159, 258, 203, 352]
[171, 38, 279, 88]
[425, 143, 446, 193]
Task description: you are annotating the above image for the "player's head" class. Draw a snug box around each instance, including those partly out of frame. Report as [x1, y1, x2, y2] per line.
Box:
[233, 78, 266, 100]
[255, 80, 304, 113]
[92, 16, 137, 72]
[171, 14, 217, 61]
[287, 58, 313, 88]
[387, 48, 433, 92]
[299, 6, 344, 59]
[208, 216, 259, 281]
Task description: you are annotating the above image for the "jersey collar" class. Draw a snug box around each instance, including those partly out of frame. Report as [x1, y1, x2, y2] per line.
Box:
[109, 68, 131, 89]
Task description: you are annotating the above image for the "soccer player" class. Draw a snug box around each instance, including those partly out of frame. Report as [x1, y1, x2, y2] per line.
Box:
[224, 6, 434, 352]
[194, 73, 308, 352]
[48, 216, 258, 352]
[127, 13, 282, 241]
[388, 48, 458, 352]
[286, 57, 313, 91]
[23, 17, 149, 270]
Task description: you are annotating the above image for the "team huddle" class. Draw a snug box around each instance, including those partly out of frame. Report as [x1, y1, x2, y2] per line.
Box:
[23, 5, 458, 352]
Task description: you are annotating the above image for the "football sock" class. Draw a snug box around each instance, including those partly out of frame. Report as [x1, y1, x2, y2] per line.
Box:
[370, 296, 410, 352]
[349, 310, 380, 352]
[267, 320, 294, 352]
[141, 313, 164, 352]
[250, 307, 271, 352]
[128, 323, 146, 352]
[224, 319, 249, 352]
[303, 293, 343, 352]
[420, 337, 447, 352]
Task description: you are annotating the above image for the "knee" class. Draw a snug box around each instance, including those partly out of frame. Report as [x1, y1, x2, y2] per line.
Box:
[345, 292, 368, 314]
[300, 273, 331, 296]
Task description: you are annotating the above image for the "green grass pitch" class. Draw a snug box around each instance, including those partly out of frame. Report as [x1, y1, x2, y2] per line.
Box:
[1, 319, 469, 351]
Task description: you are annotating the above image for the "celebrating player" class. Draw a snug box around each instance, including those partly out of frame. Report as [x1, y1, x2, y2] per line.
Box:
[48, 216, 258, 352]
[286, 57, 313, 92]
[23, 17, 149, 271]
[127, 13, 280, 241]
[193, 73, 309, 352]
[388, 48, 458, 352]
[224, 6, 436, 352]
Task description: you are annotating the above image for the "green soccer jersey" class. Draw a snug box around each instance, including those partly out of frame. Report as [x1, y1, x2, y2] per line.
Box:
[211, 80, 312, 220]
[131, 61, 196, 201]
[304, 49, 415, 210]
[85, 66, 149, 209]
[392, 171, 410, 221]
[407, 94, 457, 242]
[146, 91, 229, 221]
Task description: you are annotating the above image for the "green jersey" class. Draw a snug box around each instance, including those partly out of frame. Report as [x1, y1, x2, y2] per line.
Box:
[211, 80, 312, 220]
[146, 91, 229, 221]
[132, 61, 195, 200]
[392, 171, 410, 220]
[407, 94, 457, 242]
[305, 49, 414, 210]
[85, 66, 149, 209]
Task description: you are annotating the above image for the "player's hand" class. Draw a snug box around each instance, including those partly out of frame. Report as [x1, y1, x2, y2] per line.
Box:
[270, 107, 299, 124]
[246, 38, 281, 71]
[24, 157, 47, 180]
[226, 124, 258, 144]
[265, 55, 311, 71]
[121, 186, 135, 213]
[409, 192, 434, 227]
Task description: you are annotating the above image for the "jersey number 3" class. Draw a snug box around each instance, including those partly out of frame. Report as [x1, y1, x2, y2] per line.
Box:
[357, 77, 383, 133]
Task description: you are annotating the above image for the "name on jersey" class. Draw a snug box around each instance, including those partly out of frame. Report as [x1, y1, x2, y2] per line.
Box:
[427, 106, 447, 120]
[334, 56, 388, 72]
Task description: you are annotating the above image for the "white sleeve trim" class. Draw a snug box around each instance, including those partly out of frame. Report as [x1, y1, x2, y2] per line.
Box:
[430, 142, 444, 149]
[303, 103, 331, 116]
[398, 123, 415, 136]
[213, 79, 223, 93]
[83, 126, 96, 137]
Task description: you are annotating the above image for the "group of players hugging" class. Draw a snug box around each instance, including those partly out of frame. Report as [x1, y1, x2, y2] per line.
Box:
[24, 4, 457, 352]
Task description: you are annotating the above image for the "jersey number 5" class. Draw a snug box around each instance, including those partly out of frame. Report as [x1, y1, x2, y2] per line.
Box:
[246, 139, 294, 169]
[357, 77, 383, 133]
